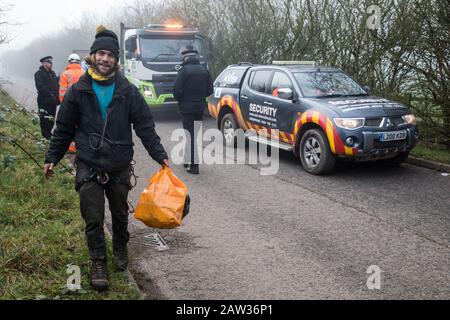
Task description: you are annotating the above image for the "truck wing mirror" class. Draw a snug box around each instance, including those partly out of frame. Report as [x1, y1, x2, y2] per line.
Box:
[278, 88, 293, 100]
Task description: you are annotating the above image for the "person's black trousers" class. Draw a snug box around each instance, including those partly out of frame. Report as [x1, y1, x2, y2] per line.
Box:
[181, 112, 203, 165]
[75, 161, 131, 261]
[38, 104, 56, 140]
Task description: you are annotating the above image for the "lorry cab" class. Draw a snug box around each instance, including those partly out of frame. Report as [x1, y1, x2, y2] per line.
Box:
[120, 23, 210, 109]
[209, 61, 418, 174]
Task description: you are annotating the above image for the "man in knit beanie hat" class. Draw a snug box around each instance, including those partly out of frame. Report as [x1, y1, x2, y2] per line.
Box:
[85, 25, 121, 78]
[90, 26, 120, 56]
[45, 25, 169, 291]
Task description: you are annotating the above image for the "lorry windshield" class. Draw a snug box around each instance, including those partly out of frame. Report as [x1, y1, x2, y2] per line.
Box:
[139, 36, 206, 61]
[293, 71, 366, 98]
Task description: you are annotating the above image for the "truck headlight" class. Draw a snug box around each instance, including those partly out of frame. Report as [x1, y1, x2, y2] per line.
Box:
[143, 86, 154, 98]
[402, 114, 416, 125]
[333, 118, 365, 130]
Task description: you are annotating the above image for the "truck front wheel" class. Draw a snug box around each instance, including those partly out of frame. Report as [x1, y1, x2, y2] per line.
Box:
[299, 129, 336, 175]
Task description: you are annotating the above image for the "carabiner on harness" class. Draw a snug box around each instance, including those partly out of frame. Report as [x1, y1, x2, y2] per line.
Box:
[97, 172, 110, 185]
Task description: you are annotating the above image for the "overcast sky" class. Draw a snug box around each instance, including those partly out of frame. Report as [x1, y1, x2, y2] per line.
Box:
[1, 0, 126, 53]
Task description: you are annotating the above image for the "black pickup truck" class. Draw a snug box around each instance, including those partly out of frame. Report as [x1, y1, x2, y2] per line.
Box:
[208, 62, 418, 174]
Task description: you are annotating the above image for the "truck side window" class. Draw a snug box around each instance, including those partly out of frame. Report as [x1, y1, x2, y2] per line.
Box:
[214, 69, 246, 88]
[125, 36, 138, 59]
[250, 70, 272, 94]
[270, 72, 293, 97]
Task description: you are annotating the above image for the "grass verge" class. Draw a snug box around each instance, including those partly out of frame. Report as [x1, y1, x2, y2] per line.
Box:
[0, 89, 140, 300]
[410, 143, 450, 165]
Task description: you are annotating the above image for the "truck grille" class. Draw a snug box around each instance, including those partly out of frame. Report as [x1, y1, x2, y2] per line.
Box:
[145, 63, 179, 72]
[373, 140, 406, 149]
[154, 84, 175, 96]
[390, 116, 407, 126]
[365, 116, 406, 128]
[152, 74, 177, 96]
[365, 118, 383, 127]
[153, 74, 177, 82]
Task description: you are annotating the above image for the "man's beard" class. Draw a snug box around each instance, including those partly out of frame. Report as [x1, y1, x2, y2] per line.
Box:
[94, 61, 116, 77]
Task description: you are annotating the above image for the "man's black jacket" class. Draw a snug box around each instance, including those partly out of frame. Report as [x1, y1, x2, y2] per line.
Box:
[34, 66, 59, 107]
[45, 72, 168, 172]
[173, 57, 214, 114]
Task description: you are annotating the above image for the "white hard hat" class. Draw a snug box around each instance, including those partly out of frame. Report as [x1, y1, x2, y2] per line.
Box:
[68, 53, 81, 63]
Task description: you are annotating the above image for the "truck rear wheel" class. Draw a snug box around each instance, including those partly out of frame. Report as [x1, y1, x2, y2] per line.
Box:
[299, 129, 336, 175]
[221, 113, 238, 147]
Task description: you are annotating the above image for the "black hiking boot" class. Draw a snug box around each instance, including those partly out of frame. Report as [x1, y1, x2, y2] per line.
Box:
[114, 247, 128, 272]
[90, 259, 109, 291]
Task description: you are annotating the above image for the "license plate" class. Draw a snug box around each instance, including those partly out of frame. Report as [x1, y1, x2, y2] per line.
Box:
[379, 130, 407, 142]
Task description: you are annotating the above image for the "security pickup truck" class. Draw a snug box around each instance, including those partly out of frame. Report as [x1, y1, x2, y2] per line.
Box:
[208, 61, 418, 174]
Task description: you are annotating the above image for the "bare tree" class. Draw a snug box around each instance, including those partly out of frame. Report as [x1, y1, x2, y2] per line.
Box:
[0, 0, 447, 146]
[0, 1, 13, 45]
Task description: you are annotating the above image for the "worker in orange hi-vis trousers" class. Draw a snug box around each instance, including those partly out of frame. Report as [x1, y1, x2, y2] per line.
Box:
[57, 53, 85, 153]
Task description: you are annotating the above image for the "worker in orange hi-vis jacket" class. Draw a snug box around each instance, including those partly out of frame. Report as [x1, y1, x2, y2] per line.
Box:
[57, 53, 85, 153]
[59, 54, 85, 102]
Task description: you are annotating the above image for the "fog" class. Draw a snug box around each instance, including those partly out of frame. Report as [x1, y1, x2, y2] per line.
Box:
[0, 0, 448, 145]
[0, 0, 165, 77]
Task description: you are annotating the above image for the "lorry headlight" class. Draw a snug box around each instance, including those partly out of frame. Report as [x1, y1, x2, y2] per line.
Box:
[333, 118, 365, 130]
[402, 114, 416, 125]
[143, 86, 154, 98]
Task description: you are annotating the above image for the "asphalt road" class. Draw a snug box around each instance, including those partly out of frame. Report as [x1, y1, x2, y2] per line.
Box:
[3, 75, 449, 299]
[125, 111, 449, 300]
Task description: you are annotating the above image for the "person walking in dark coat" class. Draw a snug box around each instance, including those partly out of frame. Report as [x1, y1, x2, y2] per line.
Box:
[34, 56, 59, 140]
[44, 25, 169, 291]
[173, 45, 213, 174]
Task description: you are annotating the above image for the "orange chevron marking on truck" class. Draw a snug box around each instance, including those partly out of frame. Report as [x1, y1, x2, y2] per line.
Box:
[293, 111, 357, 156]
[210, 98, 356, 155]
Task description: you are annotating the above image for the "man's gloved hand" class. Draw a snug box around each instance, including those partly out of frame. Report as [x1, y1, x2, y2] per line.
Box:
[162, 159, 170, 168]
[44, 163, 55, 178]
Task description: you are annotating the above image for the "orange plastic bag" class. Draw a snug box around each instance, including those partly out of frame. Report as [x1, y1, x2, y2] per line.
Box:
[134, 167, 188, 229]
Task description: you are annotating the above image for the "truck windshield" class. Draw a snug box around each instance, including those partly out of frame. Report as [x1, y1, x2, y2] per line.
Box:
[139, 36, 206, 61]
[293, 71, 366, 98]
